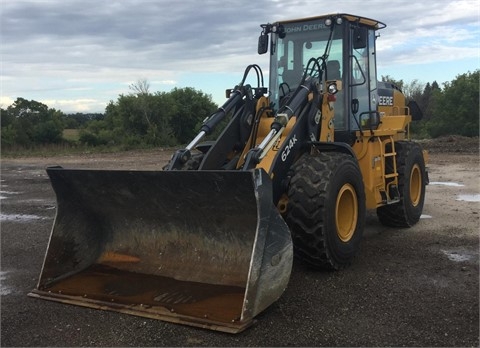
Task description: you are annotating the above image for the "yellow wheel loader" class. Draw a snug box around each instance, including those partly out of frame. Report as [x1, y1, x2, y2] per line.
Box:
[29, 13, 428, 333]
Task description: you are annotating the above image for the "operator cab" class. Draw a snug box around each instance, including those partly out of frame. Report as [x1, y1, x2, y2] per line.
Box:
[259, 14, 386, 141]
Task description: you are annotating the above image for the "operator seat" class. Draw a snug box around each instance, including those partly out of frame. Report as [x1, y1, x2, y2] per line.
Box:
[326, 60, 341, 80]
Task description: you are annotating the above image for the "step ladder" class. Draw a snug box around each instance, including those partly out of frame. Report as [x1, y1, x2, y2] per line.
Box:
[379, 136, 400, 204]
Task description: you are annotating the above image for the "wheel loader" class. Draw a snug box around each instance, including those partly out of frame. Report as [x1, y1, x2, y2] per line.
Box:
[29, 13, 428, 333]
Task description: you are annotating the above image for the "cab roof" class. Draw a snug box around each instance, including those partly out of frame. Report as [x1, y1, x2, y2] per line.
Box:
[278, 13, 386, 30]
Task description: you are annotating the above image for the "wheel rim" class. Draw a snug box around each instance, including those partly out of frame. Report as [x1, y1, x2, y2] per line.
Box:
[410, 164, 422, 207]
[336, 183, 358, 242]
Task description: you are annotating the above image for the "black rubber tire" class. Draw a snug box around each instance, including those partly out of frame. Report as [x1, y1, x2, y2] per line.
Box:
[377, 141, 427, 227]
[162, 152, 204, 171]
[286, 152, 366, 270]
[179, 153, 204, 170]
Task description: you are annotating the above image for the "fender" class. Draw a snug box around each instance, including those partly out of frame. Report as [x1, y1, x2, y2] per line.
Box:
[310, 141, 358, 159]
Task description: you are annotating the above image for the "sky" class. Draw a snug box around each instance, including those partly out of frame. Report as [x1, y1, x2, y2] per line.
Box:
[1, 0, 479, 113]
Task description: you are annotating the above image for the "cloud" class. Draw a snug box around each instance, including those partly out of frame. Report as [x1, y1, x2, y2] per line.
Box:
[41, 98, 103, 112]
[0, 96, 15, 109]
[152, 80, 177, 85]
[2, 0, 479, 112]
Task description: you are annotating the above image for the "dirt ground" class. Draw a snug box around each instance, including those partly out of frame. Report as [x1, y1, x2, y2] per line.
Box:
[1, 137, 479, 347]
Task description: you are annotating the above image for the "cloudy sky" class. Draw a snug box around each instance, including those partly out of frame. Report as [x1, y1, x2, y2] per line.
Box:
[1, 0, 479, 113]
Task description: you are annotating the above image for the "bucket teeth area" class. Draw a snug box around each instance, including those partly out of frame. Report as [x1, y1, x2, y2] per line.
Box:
[40, 264, 246, 323]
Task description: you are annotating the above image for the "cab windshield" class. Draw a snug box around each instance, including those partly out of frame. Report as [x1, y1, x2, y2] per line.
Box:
[269, 19, 344, 109]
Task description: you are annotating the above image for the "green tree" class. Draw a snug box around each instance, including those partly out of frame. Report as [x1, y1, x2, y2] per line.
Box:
[90, 84, 216, 147]
[168, 87, 217, 144]
[0, 107, 17, 146]
[1, 98, 65, 147]
[418, 81, 441, 122]
[85, 85, 178, 147]
[65, 113, 104, 128]
[107, 92, 175, 146]
[0, 107, 15, 128]
[78, 118, 112, 146]
[427, 70, 479, 137]
[409, 81, 442, 138]
[381, 75, 404, 91]
[402, 79, 424, 102]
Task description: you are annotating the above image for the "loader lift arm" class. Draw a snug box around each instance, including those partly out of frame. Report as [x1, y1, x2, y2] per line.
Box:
[166, 65, 267, 170]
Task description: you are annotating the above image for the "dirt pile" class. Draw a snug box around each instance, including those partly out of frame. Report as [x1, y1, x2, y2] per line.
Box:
[418, 135, 479, 154]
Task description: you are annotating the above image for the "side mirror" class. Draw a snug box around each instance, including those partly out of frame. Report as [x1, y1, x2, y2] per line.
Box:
[353, 27, 367, 49]
[258, 34, 269, 55]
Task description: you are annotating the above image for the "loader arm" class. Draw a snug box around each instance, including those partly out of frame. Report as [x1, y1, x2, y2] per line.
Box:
[241, 58, 343, 206]
[166, 65, 267, 170]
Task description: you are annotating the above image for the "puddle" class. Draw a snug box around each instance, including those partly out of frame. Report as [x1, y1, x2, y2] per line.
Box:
[456, 194, 480, 202]
[0, 213, 44, 222]
[0, 271, 12, 296]
[441, 249, 476, 263]
[429, 182, 465, 187]
[420, 214, 432, 219]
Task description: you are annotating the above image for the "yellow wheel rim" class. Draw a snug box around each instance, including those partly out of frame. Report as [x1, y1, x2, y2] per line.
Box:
[336, 183, 358, 242]
[410, 164, 422, 207]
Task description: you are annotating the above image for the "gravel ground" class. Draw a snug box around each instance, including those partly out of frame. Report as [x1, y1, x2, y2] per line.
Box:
[1, 138, 478, 347]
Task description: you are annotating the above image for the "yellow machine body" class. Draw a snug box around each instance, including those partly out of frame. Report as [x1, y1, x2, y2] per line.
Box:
[30, 13, 427, 333]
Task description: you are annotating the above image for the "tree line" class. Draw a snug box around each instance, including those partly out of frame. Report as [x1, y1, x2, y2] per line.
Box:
[1, 85, 217, 150]
[1, 71, 478, 151]
[382, 70, 479, 138]
[79, 83, 217, 148]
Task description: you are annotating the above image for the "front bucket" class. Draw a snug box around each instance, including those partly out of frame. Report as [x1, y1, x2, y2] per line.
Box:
[28, 167, 293, 333]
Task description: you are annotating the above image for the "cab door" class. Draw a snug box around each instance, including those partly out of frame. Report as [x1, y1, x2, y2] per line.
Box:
[348, 25, 379, 130]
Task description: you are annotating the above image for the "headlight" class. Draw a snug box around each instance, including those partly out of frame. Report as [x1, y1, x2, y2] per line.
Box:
[328, 82, 338, 95]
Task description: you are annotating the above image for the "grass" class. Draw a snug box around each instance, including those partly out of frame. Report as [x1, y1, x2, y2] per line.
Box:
[1, 143, 90, 158]
[62, 129, 80, 142]
[2, 129, 116, 158]
[1, 139, 179, 159]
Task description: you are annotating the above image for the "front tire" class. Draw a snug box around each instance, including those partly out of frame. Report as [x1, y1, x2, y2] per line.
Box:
[286, 152, 366, 270]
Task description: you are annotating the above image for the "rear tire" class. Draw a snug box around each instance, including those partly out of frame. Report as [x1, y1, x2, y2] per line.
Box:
[377, 141, 426, 227]
[286, 152, 366, 270]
